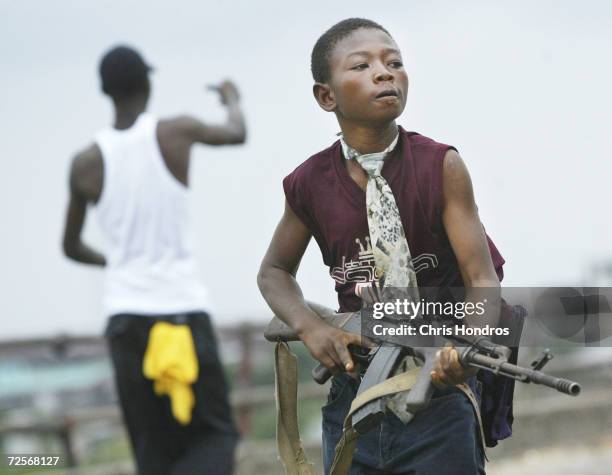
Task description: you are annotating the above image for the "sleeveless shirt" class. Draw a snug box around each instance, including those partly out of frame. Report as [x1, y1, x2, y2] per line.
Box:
[284, 127, 505, 313]
[283, 127, 514, 446]
[94, 113, 210, 317]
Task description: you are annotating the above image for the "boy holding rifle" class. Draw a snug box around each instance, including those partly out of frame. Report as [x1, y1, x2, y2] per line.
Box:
[258, 18, 510, 474]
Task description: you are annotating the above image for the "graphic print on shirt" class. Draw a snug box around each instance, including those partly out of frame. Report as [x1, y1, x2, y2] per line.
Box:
[330, 236, 438, 292]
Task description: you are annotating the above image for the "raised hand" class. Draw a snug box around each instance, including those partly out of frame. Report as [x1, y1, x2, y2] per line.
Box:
[208, 80, 240, 105]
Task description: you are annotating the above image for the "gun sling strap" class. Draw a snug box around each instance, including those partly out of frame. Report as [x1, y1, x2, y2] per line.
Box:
[274, 341, 487, 475]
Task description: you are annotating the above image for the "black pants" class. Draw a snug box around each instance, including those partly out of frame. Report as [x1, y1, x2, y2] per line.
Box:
[105, 312, 239, 475]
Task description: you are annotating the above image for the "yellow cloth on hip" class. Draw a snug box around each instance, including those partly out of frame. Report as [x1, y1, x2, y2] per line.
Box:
[143, 321, 199, 425]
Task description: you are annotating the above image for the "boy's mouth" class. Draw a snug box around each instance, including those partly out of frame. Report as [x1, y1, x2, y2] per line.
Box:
[374, 89, 400, 100]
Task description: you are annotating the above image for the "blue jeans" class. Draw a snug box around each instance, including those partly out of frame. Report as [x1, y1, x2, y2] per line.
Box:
[322, 374, 485, 475]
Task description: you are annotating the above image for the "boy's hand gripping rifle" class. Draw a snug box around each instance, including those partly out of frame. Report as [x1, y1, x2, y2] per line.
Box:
[265, 303, 581, 435]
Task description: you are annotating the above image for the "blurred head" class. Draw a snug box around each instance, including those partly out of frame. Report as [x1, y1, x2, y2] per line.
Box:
[311, 18, 408, 126]
[99, 45, 152, 103]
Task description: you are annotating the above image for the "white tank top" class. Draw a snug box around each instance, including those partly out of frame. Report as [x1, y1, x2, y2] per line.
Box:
[94, 113, 210, 316]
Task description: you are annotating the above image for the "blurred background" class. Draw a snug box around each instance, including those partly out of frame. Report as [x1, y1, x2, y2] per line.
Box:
[1, 0, 611, 473]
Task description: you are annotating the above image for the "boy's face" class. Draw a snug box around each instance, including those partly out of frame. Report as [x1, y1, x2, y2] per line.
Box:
[315, 28, 408, 125]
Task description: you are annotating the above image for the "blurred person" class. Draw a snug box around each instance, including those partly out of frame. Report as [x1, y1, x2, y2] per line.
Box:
[258, 19, 513, 474]
[62, 45, 246, 475]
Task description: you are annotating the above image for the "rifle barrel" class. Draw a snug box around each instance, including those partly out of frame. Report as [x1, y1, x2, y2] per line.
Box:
[467, 352, 581, 396]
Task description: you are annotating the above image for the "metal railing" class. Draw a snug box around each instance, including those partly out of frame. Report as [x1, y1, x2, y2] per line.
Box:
[0, 323, 321, 470]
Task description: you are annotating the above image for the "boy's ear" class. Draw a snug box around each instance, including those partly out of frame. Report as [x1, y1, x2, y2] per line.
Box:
[313, 83, 336, 112]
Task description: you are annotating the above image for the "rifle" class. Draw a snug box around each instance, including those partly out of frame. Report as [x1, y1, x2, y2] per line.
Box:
[265, 303, 581, 435]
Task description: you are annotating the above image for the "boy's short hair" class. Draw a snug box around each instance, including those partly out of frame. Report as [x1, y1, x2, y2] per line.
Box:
[99, 45, 152, 98]
[311, 18, 391, 84]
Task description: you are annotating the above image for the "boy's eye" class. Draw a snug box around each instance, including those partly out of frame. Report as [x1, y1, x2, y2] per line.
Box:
[389, 61, 403, 68]
[351, 63, 369, 71]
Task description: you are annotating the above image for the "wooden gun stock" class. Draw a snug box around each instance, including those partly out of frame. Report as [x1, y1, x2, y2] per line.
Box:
[264, 302, 355, 342]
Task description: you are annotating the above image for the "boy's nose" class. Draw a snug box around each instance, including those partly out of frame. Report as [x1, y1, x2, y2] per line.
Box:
[373, 69, 394, 83]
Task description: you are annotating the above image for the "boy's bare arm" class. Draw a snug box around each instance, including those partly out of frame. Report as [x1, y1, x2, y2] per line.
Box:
[257, 200, 364, 374]
[442, 149, 500, 291]
[62, 152, 106, 266]
[433, 148, 501, 388]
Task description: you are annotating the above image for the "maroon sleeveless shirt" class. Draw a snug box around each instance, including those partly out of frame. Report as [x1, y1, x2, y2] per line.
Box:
[283, 127, 505, 312]
[283, 129, 514, 446]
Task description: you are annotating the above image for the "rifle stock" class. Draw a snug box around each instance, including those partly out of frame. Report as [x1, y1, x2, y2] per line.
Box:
[263, 302, 351, 342]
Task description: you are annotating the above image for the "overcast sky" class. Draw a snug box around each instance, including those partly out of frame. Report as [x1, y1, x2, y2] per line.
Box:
[1, 0, 611, 339]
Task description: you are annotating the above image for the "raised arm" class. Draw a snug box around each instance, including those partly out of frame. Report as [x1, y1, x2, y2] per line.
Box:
[257, 201, 364, 374]
[179, 80, 246, 145]
[62, 149, 106, 266]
